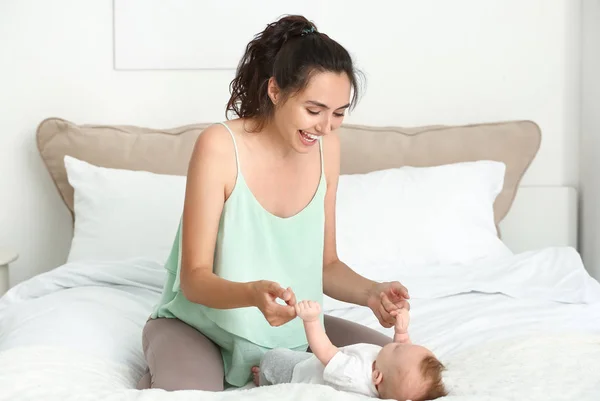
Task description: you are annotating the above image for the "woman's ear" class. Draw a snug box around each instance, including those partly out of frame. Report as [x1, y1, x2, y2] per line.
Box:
[267, 77, 280, 105]
[372, 368, 383, 386]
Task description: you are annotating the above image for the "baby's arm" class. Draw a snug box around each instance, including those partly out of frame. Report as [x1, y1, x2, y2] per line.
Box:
[392, 308, 412, 344]
[295, 301, 339, 366]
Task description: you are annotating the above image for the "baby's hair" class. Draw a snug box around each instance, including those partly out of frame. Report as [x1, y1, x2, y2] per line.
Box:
[418, 355, 448, 400]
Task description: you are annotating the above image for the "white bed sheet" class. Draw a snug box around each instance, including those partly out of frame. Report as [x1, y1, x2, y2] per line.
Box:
[328, 248, 600, 361]
[330, 291, 600, 359]
[0, 247, 599, 400]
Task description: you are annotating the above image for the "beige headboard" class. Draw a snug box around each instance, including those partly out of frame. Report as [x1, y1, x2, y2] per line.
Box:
[36, 117, 541, 227]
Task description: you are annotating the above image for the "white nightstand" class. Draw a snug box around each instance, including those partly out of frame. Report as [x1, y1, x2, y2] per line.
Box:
[0, 249, 18, 296]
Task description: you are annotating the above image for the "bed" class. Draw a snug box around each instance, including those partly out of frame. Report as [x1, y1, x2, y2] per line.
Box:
[0, 117, 598, 401]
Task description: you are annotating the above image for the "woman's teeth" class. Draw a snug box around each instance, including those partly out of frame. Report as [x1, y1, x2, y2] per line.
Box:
[301, 130, 317, 141]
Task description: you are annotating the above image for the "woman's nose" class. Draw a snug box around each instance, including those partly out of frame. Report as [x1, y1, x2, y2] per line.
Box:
[316, 116, 332, 135]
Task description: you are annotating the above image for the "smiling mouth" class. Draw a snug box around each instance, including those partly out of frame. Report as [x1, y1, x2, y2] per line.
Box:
[299, 130, 318, 145]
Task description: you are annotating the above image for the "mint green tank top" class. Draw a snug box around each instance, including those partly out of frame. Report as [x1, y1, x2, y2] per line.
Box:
[150, 122, 326, 387]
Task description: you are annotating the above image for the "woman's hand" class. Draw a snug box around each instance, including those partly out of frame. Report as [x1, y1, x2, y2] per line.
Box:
[366, 281, 410, 328]
[250, 280, 297, 327]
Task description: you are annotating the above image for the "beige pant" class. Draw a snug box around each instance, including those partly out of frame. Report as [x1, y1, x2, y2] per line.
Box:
[137, 314, 391, 391]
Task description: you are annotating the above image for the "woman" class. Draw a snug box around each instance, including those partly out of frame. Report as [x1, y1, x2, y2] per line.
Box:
[137, 14, 410, 391]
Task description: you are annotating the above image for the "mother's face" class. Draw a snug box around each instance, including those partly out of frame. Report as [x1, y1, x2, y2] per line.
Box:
[268, 71, 352, 154]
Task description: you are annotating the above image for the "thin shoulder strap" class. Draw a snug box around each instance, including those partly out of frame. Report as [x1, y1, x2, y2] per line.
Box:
[318, 136, 325, 180]
[217, 121, 240, 173]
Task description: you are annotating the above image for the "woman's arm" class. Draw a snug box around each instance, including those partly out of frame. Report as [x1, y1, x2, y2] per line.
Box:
[321, 133, 409, 327]
[320, 133, 378, 305]
[178, 124, 256, 309]
[178, 124, 296, 325]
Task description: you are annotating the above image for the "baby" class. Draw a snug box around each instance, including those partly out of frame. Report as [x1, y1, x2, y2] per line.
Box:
[252, 301, 447, 401]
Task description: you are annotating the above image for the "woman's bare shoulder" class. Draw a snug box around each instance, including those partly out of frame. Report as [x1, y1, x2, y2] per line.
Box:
[187, 122, 238, 185]
[192, 123, 236, 158]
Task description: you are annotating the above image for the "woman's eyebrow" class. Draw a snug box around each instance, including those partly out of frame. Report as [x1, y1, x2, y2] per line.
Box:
[305, 100, 351, 110]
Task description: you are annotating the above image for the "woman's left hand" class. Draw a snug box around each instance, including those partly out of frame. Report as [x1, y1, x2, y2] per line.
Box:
[366, 281, 410, 328]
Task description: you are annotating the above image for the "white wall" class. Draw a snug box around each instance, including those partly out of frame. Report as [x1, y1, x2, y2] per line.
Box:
[0, 0, 582, 285]
[580, 0, 600, 279]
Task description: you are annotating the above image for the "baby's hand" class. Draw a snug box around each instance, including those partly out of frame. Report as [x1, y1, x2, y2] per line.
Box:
[295, 300, 321, 322]
[391, 308, 412, 344]
[393, 308, 410, 333]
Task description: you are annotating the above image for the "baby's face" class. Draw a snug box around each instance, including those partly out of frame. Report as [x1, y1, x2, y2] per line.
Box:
[376, 342, 434, 400]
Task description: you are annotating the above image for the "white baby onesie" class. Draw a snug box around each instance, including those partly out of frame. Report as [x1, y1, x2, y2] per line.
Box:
[291, 343, 381, 397]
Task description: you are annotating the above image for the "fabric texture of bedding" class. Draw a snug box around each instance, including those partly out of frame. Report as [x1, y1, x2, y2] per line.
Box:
[0, 246, 599, 400]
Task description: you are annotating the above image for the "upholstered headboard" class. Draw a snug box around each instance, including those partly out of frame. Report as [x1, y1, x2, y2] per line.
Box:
[35, 117, 540, 227]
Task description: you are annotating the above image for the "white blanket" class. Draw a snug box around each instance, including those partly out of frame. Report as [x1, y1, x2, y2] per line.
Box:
[0, 247, 599, 400]
[442, 333, 600, 400]
[1, 335, 599, 401]
[324, 246, 600, 311]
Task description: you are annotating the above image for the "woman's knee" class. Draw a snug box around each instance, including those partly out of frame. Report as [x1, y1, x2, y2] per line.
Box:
[136, 372, 151, 390]
[141, 317, 224, 391]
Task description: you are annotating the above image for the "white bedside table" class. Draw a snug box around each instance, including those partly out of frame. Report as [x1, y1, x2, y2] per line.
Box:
[0, 249, 18, 296]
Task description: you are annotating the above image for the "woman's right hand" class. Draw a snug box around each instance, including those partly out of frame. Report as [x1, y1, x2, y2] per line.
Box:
[250, 280, 297, 327]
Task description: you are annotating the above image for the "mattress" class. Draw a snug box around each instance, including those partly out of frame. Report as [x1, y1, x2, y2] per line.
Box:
[0, 246, 599, 400]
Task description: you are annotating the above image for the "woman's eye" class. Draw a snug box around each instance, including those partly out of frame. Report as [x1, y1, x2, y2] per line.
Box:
[307, 109, 344, 118]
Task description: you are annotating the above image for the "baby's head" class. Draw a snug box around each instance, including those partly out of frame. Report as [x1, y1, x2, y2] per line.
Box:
[372, 342, 447, 401]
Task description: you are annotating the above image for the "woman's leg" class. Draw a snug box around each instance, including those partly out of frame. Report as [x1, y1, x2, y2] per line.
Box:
[323, 314, 392, 347]
[137, 372, 151, 389]
[136, 317, 224, 391]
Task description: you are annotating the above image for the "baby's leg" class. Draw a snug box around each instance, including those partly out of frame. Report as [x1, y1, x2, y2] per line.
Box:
[256, 349, 312, 386]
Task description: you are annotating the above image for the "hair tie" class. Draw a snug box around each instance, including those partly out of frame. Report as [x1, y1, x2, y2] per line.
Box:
[301, 26, 316, 36]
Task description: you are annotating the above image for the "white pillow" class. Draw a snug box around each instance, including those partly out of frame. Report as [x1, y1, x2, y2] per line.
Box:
[64, 156, 186, 263]
[64, 155, 509, 284]
[334, 160, 512, 279]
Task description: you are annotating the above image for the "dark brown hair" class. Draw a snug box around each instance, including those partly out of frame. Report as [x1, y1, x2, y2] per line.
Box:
[418, 355, 448, 400]
[226, 14, 361, 131]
